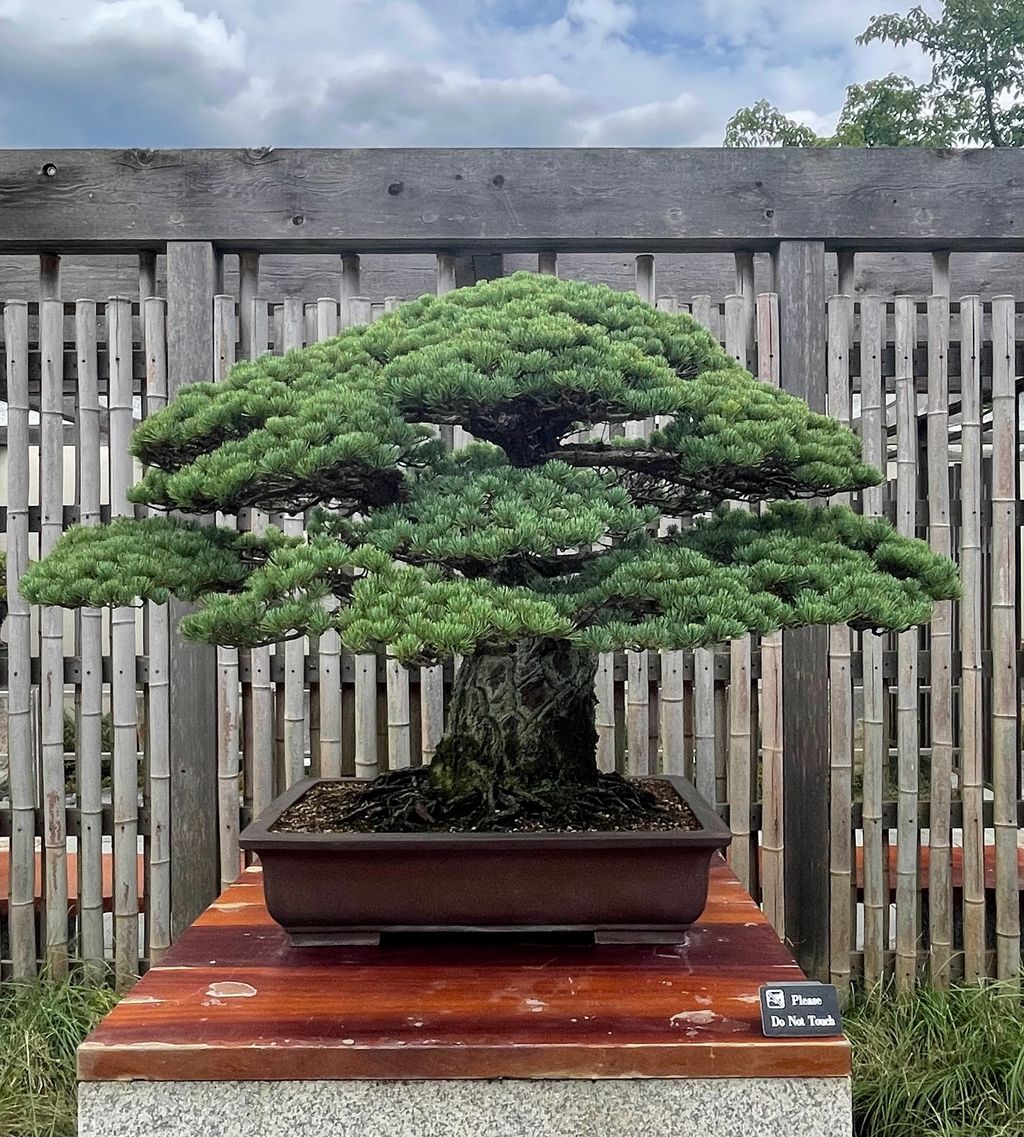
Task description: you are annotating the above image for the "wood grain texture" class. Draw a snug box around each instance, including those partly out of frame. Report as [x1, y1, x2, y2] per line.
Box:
[5, 249, 1024, 306]
[774, 242, 829, 982]
[78, 859, 850, 1083]
[165, 242, 220, 937]
[4, 148, 1024, 251]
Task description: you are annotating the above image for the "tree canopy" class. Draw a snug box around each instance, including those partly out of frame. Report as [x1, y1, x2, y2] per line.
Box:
[725, 1, 1024, 148]
[22, 273, 958, 668]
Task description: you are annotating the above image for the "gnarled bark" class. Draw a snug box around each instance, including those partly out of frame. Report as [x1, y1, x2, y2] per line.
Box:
[429, 638, 598, 801]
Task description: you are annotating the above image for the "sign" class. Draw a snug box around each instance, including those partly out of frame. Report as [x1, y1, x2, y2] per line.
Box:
[759, 982, 843, 1037]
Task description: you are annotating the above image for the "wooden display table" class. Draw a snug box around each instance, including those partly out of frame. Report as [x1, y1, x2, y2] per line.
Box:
[79, 857, 851, 1136]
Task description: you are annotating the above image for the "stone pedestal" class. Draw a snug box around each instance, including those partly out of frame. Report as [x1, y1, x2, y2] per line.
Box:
[78, 858, 852, 1137]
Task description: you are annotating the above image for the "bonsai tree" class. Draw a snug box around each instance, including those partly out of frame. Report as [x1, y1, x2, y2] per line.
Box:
[22, 274, 958, 830]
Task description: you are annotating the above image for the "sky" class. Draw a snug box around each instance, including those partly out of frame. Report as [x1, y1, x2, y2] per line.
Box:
[0, 0, 935, 148]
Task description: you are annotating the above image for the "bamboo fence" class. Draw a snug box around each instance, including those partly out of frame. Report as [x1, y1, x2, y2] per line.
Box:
[1, 251, 1022, 991]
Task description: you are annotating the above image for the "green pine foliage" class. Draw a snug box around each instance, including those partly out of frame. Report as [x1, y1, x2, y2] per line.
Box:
[22, 274, 958, 666]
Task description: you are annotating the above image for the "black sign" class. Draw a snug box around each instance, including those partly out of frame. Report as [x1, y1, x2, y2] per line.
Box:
[759, 982, 843, 1037]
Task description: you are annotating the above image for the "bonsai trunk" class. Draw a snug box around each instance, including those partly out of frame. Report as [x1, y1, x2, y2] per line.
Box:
[429, 638, 599, 804]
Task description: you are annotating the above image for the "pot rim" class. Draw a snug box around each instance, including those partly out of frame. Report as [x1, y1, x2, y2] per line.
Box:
[239, 773, 733, 853]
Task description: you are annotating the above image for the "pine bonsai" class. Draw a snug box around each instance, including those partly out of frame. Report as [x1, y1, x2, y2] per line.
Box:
[22, 274, 958, 830]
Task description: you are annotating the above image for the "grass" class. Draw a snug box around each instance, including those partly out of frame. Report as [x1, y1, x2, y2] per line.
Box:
[847, 979, 1024, 1137]
[0, 974, 118, 1137]
[0, 972, 1021, 1136]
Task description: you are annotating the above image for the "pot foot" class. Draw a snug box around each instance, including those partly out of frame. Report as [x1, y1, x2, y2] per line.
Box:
[287, 931, 381, 947]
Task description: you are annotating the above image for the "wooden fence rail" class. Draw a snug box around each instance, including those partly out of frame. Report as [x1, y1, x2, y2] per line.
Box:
[0, 149, 1022, 991]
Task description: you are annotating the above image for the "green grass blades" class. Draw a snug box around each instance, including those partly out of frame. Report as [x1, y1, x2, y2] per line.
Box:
[0, 974, 118, 1137]
[847, 980, 1024, 1137]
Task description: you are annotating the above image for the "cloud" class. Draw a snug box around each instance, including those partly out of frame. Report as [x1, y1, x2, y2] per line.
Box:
[0, 0, 922, 147]
[581, 93, 704, 146]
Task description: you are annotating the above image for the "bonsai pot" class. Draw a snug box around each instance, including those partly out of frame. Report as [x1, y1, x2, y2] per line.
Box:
[240, 774, 732, 945]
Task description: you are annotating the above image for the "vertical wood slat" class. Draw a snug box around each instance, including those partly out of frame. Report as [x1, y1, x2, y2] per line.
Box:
[347, 295, 379, 779]
[75, 299, 106, 976]
[281, 298, 308, 787]
[39, 295, 70, 976]
[893, 295, 920, 992]
[723, 293, 753, 890]
[4, 300, 37, 977]
[165, 241, 220, 937]
[989, 295, 1021, 981]
[775, 240, 830, 982]
[690, 295, 718, 806]
[315, 297, 344, 779]
[143, 296, 173, 965]
[246, 296, 276, 817]
[756, 292, 784, 938]
[957, 295, 986, 983]
[926, 294, 954, 985]
[858, 295, 887, 987]
[108, 296, 140, 989]
[213, 295, 242, 888]
[826, 293, 854, 996]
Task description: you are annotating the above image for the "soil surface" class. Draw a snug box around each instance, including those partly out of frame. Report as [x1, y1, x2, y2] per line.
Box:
[273, 774, 701, 835]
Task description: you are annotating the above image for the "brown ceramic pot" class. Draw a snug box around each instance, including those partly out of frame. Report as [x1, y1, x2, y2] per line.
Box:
[239, 774, 732, 945]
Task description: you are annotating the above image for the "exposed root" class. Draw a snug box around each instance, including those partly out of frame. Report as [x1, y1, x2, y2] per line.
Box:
[332, 766, 671, 833]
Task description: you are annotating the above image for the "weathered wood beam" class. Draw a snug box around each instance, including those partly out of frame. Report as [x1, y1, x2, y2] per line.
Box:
[775, 240, 831, 982]
[165, 241, 220, 939]
[2, 149, 1024, 252]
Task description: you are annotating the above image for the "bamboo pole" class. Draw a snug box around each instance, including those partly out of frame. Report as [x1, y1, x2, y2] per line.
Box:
[346, 295, 380, 779]
[246, 296, 275, 816]
[690, 294, 718, 806]
[893, 295, 920, 992]
[724, 293, 753, 890]
[4, 299, 37, 977]
[280, 298, 308, 787]
[387, 659, 412, 770]
[826, 293, 854, 996]
[989, 295, 1021, 981]
[595, 653, 617, 773]
[655, 295, 686, 775]
[925, 294, 954, 985]
[858, 295, 887, 987]
[213, 295, 242, 888]
[108, 296, 140, 989]
[623, 256, 656, 775]
[420, 259, 457, 760]
[38, 296, 70, 976]
[957, 295, 985, 983]
[314, 296, 344, 779]
[756, 292, 784, 937]
[75, 298, 106, 976]
[376, 296, 414, 774]
[143, 297, 172, 964]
